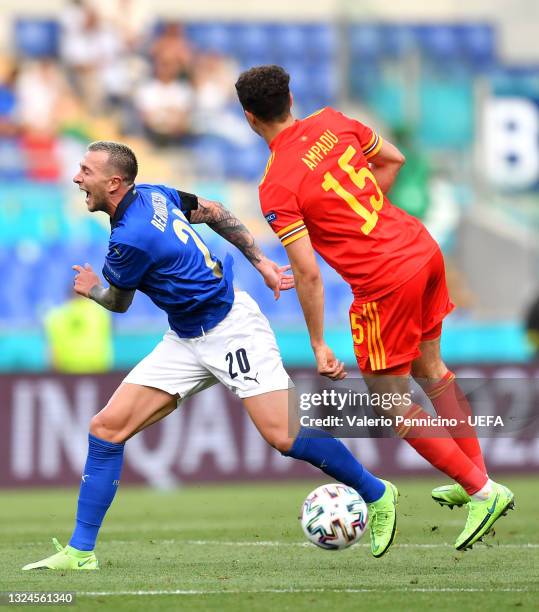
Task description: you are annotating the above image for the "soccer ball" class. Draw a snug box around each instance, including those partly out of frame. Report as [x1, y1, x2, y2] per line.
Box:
[300, 483, 368, 550]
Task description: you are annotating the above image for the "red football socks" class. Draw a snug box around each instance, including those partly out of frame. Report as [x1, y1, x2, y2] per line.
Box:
[395, 404, 487, 495]
[420, 371, 487, 474]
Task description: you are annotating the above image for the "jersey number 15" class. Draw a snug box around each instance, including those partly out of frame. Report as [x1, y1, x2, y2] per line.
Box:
[322, 145, 384, 235]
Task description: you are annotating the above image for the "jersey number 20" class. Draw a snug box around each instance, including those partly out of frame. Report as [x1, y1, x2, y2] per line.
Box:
[322, 145, 384, 235]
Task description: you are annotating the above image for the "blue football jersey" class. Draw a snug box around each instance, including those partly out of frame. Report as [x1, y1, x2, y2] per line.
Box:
[102, 183, 234, 337]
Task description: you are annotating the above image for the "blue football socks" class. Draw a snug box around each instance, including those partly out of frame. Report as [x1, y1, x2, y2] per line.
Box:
[285, 426, 385, 503]
[69, 434, 124, 551]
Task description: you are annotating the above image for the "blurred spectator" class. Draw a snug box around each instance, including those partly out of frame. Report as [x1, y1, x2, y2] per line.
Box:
[191, 52, 253, 145]
[60, 0, 128, 114]
[44, 289, 113, 373]
[19, 132, 61, 182]
[15, 59, 70, 134]
[0, 56, 19, 137]
[134, 54, 193, 147]
[14, 59, 70, 180]
[91, 0, 150, 122]
[93, 0, 150, 50]
[150, 22, 193, 77]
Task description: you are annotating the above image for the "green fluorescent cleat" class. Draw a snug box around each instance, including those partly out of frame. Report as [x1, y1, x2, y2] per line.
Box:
[455, 482, 515, 551]
[366, 480, 399, 558]
[432, 483, 470, 509]
[22, 538, 99, 571]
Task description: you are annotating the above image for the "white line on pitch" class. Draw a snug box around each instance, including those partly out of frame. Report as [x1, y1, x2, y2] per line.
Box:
[17, 540, 539, 549]
[80, 587, 533, 597]
[186, 540, 539, 549]
[124, 539, 539, 549]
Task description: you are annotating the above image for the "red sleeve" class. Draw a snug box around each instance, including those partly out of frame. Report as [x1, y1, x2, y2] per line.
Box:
[331, 109, 383, 160]
[259, 180, 309, 247]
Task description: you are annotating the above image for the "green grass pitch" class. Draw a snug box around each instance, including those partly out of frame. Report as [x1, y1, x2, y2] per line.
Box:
[1, 476, 538, 611]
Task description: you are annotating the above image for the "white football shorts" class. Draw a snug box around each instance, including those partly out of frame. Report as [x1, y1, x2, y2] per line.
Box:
[124, 291, 292, 400]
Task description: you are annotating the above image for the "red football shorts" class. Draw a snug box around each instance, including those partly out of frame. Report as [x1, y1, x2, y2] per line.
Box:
[349, 247, 454, 375]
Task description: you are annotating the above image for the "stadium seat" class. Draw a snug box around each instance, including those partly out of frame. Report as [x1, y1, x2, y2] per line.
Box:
[309, 61, 338, 100]
[349, 25, 384, 61]
[0, 248, 15, 320]
[459, 24, 496, 69]
[381, 25, 417, 57]
[35, 250, 72, 309]
[190, 136, 228, 180]
[184, 23, 207, 47]
[282, 62, 311, 101]
[222, 240, 299, 324]
[225, 142, 267, 181]
[273, 25, 307, 62]
[0, 140, 26, 180]
[229, 238, 352, 326]
[4, 244, 42, 322]
[13, 19, 59, 58]
[0, 85, 16, 118]
[299, 96, 326, 116]
[348, 60, 382, 99]
[188, 23, 235, 55]
[121, 291, 158, 322]
[416, 25, 461, 61]
[233, 24, 272, 64]
[303, 24, 337, 60]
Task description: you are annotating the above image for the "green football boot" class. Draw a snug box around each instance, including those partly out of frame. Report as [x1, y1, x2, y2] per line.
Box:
[455, 482, 515, 551]
[432, 483, 470, 509]
[366, 480, 399, 558]
[22, 538, 99, 570]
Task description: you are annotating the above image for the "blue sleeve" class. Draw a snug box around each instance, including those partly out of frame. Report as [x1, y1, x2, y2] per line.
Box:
[102, 242, 152, 290]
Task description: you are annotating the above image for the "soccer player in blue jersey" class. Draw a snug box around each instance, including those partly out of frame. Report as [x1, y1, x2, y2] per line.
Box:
[22, 141, 397, 570]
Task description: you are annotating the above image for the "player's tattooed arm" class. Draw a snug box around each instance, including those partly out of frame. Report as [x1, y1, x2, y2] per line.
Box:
[189, 197, 264, 266]
[72, 263, 135, 313]
[88, 284, 135, 313]
[189, 198, 294, 299]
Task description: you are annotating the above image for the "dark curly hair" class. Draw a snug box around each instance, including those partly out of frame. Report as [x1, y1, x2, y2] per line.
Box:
[235, 65, 291, 122]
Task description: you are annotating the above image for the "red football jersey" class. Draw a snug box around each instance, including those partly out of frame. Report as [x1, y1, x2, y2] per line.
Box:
[259, 107, 438, 301]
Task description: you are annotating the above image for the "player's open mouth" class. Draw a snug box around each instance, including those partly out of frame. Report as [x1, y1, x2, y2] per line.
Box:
[80, 188, 90, 203]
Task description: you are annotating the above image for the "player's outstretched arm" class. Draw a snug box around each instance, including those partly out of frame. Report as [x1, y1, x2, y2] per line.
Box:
[368, 139, 406, 194]
[190, 197, 294, 298]
[285, 236, 346, 381]
[72, 264, 135, 313]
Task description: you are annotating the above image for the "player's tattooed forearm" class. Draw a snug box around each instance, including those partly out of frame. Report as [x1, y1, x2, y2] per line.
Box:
[193, 198, 264, 265]
[89, 284, 135, 313]
[211, 217, 263, 265]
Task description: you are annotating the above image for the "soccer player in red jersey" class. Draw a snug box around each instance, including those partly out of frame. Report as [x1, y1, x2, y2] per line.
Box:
[235, 65, 514, 550]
